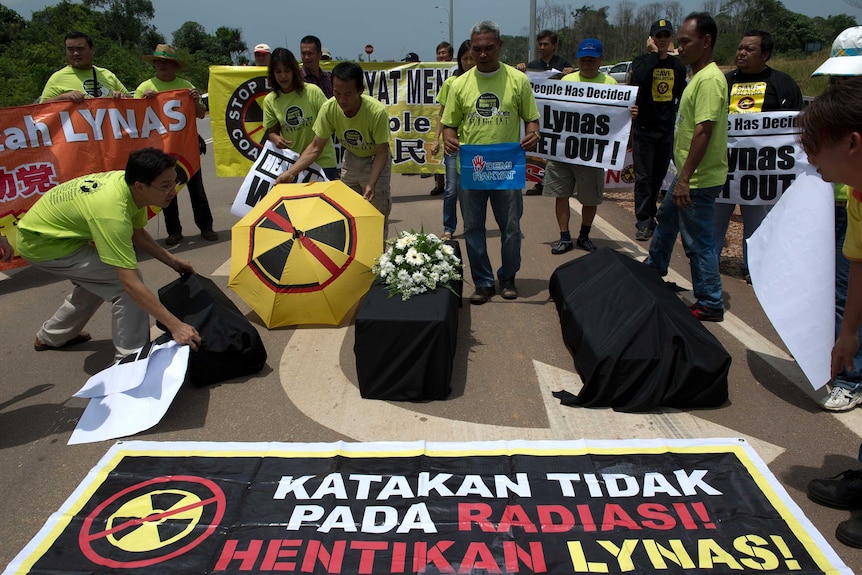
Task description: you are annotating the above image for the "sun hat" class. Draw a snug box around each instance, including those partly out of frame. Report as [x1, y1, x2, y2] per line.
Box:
[576, 38, 603, 59]
[812, 26, 862, 77]
[321, 48, 332, 61]
[254, 43, 272, 54]
[142, 44, 187, 71]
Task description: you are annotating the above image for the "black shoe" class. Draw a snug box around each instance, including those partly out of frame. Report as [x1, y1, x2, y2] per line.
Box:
[808, 469, 862, 509]
[525, 184, 543, 196]
[635, 227, 653, 241]
[430, 186, 444, 195]
[165, 233, 183, 246]
[551, 239, 574, 254]
[576, 236, 597, 252]
[837, 516, 862, 548]
[201, 230, 219, 241]
[690, 302, 724, 322]
[469, 286, 495, 305]
[499, 278, 517, 300]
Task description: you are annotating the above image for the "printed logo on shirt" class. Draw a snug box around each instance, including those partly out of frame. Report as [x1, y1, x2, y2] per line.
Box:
[284, 106, 305, 127]
[83, 78, 110, 98]
[475, 92, 501, 117]
[342, 129, 364, 147]
[729, 82, 766, 114]
[652, 68, 674, 103]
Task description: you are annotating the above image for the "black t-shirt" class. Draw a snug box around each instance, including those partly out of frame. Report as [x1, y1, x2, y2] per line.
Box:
[526, 54, 571, 71]
[630, 52, 687, 135]
[725, 67, 803, 112]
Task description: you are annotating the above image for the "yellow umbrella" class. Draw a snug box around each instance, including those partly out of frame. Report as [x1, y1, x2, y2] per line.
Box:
[229, 181, 383, 327]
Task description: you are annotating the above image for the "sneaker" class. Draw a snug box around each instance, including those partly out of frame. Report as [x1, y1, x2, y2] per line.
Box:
[525, 184, 543, 196]
[165, 233, 183, 246]
[808, 468, 862, 509]
[837, 516, 862, 548]
[551, 239, 574, 255]
[635, 227, 652, 241]
[499, 278, 517, 300]
[576, 236, 597, 252]
[430, 186, 444, 196]
[690, 302, 724, 322]
[469, 286, 495, 305]
[821, 385, 862, 412]
[201, 230, 219, 241]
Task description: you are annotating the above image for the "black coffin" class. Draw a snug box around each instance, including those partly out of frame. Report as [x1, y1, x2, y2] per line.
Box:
[354, 282, 459, 401]
[549, 248, 730, 412]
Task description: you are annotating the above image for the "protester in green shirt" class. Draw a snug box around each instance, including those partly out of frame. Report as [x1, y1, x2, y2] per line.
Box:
[40, 31, 129, 103]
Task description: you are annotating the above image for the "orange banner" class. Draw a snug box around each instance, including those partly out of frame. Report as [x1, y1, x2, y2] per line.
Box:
[0, 90, 200, 270]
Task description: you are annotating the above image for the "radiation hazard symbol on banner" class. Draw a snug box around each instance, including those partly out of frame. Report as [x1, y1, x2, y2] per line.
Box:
[78, 476, 226, 569]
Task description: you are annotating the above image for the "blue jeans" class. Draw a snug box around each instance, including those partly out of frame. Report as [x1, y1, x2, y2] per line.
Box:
[443, 153, 459, 234]
[713, 202, 771, 272]
[834, 204, 862, 390]
[460, 188, 523, 288]
[646, 183, 724, 310]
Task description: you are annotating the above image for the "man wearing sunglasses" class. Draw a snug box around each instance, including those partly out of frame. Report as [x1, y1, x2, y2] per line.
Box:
[16, 148, 201, 361]
[630, 19, 688, 242]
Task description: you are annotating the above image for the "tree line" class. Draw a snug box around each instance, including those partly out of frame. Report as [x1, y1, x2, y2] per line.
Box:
[0, 0, 857, 108]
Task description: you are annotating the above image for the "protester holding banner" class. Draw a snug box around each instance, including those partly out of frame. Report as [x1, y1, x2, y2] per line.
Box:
[16, 148, 202, 360]
[263, 48, 338, 180]
[800, 76, 862, 548]
[630, 19, 687, 242]
[545, 38, 620, 255]
[442, 21, 540, 304]
[646, 12, 728, 322]
[517, 30, 574, 197]
[275, 62, 392, 237]
[431, 39, 474, 241]
[40, 31, 129, 103]
[810, 27, 862, 412]
[714, 30, 804, 281]
[135, 44, 218, 246]
[299, 35, 333, 98]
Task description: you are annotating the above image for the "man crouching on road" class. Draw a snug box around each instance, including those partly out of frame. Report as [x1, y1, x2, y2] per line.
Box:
[16, 148, 202, 359]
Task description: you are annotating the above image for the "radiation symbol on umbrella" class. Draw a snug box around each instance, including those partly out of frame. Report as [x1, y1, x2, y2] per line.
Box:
[230, 181, 384, 327]
[249, 195, 356, 292]
[78, 476, 226, 569]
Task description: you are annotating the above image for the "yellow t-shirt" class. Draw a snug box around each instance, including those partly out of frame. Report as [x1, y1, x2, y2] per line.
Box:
[263, 85, 336, 168]
[313, 94, 389, 159]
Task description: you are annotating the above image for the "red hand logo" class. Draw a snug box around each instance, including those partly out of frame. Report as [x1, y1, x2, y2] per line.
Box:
[472, 155, 485, 172]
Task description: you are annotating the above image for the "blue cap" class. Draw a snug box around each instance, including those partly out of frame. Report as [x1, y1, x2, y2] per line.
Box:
[576, 38, 603, 58]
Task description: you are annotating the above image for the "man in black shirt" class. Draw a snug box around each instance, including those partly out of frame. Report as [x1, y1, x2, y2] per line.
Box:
[630, 19, 687, 241]
[715, 29, 803, 280]
[517, 30, 573, 195]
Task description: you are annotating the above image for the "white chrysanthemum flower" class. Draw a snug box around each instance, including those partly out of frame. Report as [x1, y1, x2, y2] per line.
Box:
[405, 248, 424, 266]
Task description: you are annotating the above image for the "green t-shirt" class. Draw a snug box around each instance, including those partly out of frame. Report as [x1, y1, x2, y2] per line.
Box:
[40, 65, 128, 102]
[560, 71, 617, 85]
[674, 62, 729, 188]
[441, 64, 539, 145]
[436, 75, 455, 106]
[263, 84, 337, 168]
[16, 171, 147, 269]
[134, 76, 195, 96]
[313, 94, 389, 159]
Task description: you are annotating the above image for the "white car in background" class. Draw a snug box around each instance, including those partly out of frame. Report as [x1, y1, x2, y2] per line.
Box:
[608, 61, 632, 84]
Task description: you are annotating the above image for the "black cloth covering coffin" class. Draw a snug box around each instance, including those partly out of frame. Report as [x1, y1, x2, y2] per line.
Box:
[157, 274, 267, 386]
[548, 248, 730, 412]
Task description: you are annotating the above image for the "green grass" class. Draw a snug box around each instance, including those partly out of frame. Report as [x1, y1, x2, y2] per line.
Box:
[768, 54, 831, 97]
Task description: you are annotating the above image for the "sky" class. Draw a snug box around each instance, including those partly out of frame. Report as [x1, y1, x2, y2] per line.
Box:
[6, 0, 861, 62]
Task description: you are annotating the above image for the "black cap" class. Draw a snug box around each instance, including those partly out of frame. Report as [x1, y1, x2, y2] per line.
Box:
[402, 52, 420, 62]
[650, 19, 673, 37]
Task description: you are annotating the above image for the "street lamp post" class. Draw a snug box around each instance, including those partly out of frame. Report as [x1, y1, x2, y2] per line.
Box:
[435, 1, 454, 49]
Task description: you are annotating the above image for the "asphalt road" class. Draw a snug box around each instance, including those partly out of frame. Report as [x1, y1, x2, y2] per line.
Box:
[1, 118, 861, 571]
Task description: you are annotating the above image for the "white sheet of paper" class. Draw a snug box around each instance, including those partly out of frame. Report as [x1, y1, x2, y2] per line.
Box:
[74, 340, 168, 398]
[68, 343, 190, 444]
[231, 140, 328, 217]
[747, 168, 834, 389]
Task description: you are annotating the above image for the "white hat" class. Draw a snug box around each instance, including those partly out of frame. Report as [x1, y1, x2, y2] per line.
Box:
[254, 43, 271, 54]
[321, 48, 332, 60]
[812, 26, 862, 76]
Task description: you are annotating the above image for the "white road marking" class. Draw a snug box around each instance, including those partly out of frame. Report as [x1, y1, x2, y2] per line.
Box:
[280, 327, 784, 463]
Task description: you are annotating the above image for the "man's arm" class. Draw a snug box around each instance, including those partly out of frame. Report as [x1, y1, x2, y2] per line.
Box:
[672, 120, 714, 209]
[363, 143, 391, 201]
[442, 126, 459, 155]
[275, 136, 329, 184]
[41, 91, 87, 104]
[834, 260, 862, 377]
[521, 120, 540, 151]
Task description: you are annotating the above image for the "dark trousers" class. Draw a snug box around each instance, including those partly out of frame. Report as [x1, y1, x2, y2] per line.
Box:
[632, 128, 674, 229]
[163, 170, 214, 236]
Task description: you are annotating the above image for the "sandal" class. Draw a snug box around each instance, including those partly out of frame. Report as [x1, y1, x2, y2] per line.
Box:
[34, 331, 92, 351]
